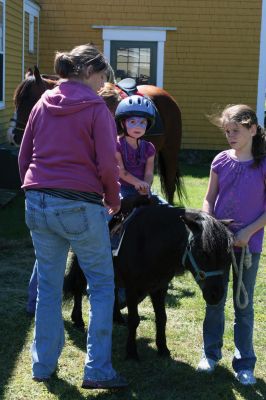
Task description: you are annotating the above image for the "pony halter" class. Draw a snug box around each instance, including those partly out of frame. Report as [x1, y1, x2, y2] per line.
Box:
[182, 233, 224, 282]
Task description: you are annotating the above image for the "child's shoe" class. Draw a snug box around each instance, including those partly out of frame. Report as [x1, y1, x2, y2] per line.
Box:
[197, 356, 217, 373]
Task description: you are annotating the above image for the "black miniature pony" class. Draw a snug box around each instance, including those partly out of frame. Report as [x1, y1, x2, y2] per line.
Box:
[64, 200, 233, 360]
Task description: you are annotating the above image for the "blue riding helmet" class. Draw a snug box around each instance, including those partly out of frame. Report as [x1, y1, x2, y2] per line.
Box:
[115, 95, 155, 132]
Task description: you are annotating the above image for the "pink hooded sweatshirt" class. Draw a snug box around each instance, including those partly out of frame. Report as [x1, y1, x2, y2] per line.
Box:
[18, 80, 120, 208]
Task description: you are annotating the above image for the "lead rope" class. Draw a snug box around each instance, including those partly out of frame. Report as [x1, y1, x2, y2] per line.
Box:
[230, 246, 252, 309]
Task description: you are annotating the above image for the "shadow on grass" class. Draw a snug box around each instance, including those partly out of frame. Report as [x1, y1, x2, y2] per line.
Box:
[0, 237, 35, 399]
[0, 193, 29, 240]
[64, 317, 266, 400]
[42, 336, 266, 400]
[166, 281, 195, 308]
[63, 279, 197, 353]
[0, 305, 34, 399]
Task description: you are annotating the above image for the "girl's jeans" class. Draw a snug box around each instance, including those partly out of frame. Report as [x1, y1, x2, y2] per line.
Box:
[120, 185, 140, 198]
[120, 184, 168, 204]
[25, 190, 116, 381]
[202, 252, 260, 372]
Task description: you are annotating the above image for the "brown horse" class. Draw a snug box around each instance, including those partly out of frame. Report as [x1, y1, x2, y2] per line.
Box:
[7, 66, 183, 203]
[7, 68, 58, 148]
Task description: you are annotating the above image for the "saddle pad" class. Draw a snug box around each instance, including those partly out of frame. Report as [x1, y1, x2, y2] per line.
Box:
[111, 208, 140, 257]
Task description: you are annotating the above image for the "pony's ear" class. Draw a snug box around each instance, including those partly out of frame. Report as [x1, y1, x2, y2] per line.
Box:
[219, 219, 234, 226]
[25, 68, 33, 78]
[180, 212, 202, 233]
[34, 65, 42, 84]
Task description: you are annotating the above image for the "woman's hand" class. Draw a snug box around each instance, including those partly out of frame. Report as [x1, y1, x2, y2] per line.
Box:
[104, 201, 120, 215]
[108, 205, 121, 215]
[234, 227, 252, 247]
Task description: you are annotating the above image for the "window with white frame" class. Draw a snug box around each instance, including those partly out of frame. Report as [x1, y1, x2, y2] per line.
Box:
[0, 0, 5, 107]
[92, 26, 176, 88]
[110, 41, 157, 85]
[24, 0, 40, 55]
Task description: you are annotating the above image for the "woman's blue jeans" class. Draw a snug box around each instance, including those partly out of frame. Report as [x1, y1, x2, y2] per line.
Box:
[25, 190, 116, 381]
[26, 260, 38, 313]
[202, 252, 260, 372]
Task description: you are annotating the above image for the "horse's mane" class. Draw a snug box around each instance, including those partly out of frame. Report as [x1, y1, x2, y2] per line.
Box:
[13, 77, 34, 108]
[13, 75, 58, 108]
[199, 211, 233, 256]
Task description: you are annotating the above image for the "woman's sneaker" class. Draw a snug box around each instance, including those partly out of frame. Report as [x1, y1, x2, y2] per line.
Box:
[197, 356, 217, 373]
[235, 370, 257, 385]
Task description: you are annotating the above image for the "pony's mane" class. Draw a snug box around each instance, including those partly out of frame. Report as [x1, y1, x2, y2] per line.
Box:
[200, 212, 233, 256]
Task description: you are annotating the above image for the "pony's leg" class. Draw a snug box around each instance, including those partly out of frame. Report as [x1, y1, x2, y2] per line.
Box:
[125, 290, 140, 360]
[113, 287, 126, 325]
[149, 286, 170, 357]
[71, 292, 85, 331]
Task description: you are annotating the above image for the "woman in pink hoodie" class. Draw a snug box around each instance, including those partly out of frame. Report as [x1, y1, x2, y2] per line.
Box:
[18, 43, 128, 389]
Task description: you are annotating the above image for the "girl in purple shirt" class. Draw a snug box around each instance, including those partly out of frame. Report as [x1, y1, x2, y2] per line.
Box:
[115, 95, 156, 198]
[197, 104, 266, 385]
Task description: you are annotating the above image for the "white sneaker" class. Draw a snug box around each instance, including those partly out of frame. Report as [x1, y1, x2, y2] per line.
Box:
[197, 357, 217, 373]
[235, 370, 257, 385]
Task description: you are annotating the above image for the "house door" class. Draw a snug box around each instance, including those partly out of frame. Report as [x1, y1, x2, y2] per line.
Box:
[110, 41, 157, 85]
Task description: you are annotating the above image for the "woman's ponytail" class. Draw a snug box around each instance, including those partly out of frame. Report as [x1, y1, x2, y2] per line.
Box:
[54, 52, 75, 78]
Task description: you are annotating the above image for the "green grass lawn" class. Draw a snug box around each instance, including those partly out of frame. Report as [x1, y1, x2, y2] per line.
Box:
[0, 164, 265, 400]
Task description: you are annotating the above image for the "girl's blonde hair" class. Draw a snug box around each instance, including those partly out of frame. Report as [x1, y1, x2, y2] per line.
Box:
[209, 104, 265, 167]
[54, 43, 109, 79]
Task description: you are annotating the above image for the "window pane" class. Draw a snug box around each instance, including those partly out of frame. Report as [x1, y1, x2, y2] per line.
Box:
[116, 62, 128, 81]
[0, 4, 3, 52]
[29, 13, 34, 53]
[128, 63, 138, 78]
[117, 48, 128, 63]
[0, 54, 3, 101]
[140, 49, 150, 63]
[128, 48, 139, 63]
[139, 63, 150, 78]
[112, 43, 155, 84]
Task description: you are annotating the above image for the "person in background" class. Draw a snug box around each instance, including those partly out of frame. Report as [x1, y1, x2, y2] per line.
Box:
[18, 43, 128, 389]
[197, 104, 266, 386]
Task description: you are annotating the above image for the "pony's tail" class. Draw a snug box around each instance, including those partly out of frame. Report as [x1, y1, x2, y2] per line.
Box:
[63, 251, 86, 299]
[157, 152, 186, 205]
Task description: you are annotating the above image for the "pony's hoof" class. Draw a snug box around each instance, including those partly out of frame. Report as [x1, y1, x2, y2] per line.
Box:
[158, 348, 171, 357]
[125, 353, 140, 362]
[113, 315, 127, 325]
[73, 322, 85, 332]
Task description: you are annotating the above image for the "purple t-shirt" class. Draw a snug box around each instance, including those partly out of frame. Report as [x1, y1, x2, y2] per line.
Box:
[117, 136, 156, 187]
[212, 150, 266, 252]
